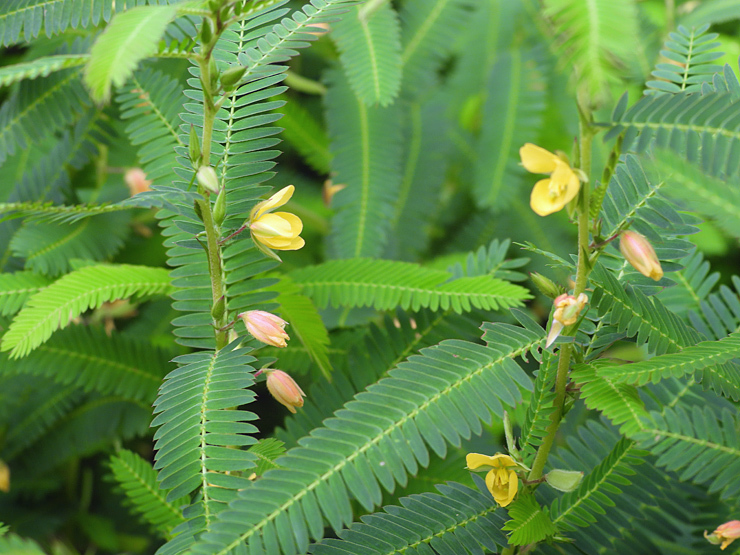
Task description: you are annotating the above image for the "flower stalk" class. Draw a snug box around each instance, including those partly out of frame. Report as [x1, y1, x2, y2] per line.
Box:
[528, 108, 594, 483]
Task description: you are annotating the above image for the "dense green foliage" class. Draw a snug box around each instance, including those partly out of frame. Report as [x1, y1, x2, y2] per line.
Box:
[1, 0, 740, 554]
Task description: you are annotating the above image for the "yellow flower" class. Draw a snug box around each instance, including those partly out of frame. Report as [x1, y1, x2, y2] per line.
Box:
[520, 143, 580, 216]
[249, 185, 305, 260]
[466, 452, 519, 507]
[705, 520, 740, 550]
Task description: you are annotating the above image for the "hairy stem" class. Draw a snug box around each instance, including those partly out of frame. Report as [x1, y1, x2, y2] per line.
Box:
[197, 16, 229, 350]
[528, 111, 593, 483]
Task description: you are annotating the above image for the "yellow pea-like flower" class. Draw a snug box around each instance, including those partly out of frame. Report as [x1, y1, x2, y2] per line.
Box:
[520, 143, 581, 217]
[249, 185, 305, 260]
[466, 452, 519, 507]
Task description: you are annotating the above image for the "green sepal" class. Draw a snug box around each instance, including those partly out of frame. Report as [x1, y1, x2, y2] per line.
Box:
[221, 65, 247, 92]
[189, 125, 201, 168]
[211, 295, 226, 320]
[213, 188, 227, 226]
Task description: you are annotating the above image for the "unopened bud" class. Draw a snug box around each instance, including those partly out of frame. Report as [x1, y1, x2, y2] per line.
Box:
[189, 125, 201, 168]
[211, 295, 225, 320]
[220, 65, 247, 91]
[239, 310, 289, 347]
[197, 166, 220, 194]
[705, 520, 740, 550]
[545, 469, 583, 492]
[200, 19, 213, 45]
[619, 230, 663, 281]
[265, 369, 305, 413]
[530, 272, 564, 299]
[213, 187, 227, 226]
[124, 168, 152, 196]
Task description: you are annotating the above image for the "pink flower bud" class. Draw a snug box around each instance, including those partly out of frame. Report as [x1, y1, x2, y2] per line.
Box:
[239, 310, 289, 348]
[124, 168, 152, 196]
[265, 369, 305, 413]
[619, 231, 663, 281]
[705, 520, 740, 550]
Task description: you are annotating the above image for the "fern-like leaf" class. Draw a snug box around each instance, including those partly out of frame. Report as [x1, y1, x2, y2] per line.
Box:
[473, 47, 547, 210]
[289, 258, 531, 314]
[248, 438, 286, 477]
[519, 350, 557, 464]
[0, 271, 50, 316]
[544, 0, 639, 103]
[598, 331, 740, 400]
[310, 478, 507, 554]
[503, 492, 557, 546]
[84, 5, 178, 103]
[1, 326, 173, 401]
[266, 276, 331, 379]
[331, 3, 402, 106]
[635, 406, 740, 500]
[646, 24, 723, 95]
[325, 68, 403, 258]
[571, 361, 650, 437]
[10, 211, 131, 276]
[650, 149, 740, 240]
[0, 0, 169, 46]
[185, 327, 538, 555]
[276, 96, 331, 174]
[109, 449, 188, 538]
[152, 347, 258, 533]
[0, 53, 90, 166]
[607, 91, 740, 181]
[1, 264, 174, 358]
[550, 438, 648, 533]
[117, 67, 185, 187]
[0, 54, 89, 87]
[399, 0, 476, 96]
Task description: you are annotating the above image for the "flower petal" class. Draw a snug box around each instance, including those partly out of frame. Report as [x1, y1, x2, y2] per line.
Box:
[466, 453, 497, 471]
[250, 185, 295, 220]
[251, 213, 293, 238]
[530, 178, 565, 216]
[520, 143, 560, 174]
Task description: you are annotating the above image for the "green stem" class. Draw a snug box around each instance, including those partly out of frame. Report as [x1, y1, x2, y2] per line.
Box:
[527, 112, 594, 482]
[196, 16, 228, 350]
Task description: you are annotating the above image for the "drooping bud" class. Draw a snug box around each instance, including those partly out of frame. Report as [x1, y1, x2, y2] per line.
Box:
[545, 469, 584, 492]
[197, 166, 220, 194]
[264, 369, 305, 413]
[124, 168, 152, 196]
[619, 230, 663, 281]
[239, 310, 289, 348]
[705, 520, 740, 550]
[546, 293, 588, 348]
[530, 272, 565, 299]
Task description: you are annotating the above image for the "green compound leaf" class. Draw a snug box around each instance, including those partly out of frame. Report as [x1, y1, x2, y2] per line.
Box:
[84, 5, 178, 103]
[1, 264, 174, 358]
